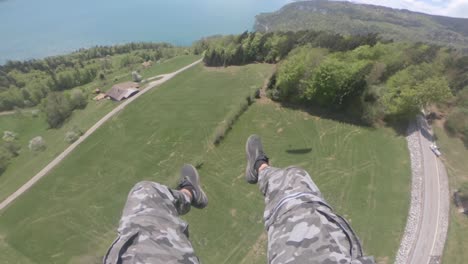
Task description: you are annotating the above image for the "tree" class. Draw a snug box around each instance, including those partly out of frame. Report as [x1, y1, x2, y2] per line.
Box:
[274, 46, 327, 101]
[383, 64, 452, 117]
[29, 136, 46, 151]
[305, 58, 371, 107]
[43, 92, 72, 128]
[69, 89, 87, 109]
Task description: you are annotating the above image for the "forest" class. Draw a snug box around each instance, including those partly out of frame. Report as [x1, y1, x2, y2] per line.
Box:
[0, 42, 184, 113]
[197, 30, 467, 145]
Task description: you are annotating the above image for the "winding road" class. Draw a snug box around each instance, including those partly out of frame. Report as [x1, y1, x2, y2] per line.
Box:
[397, 115, 450, 264]
[0, 59, 202, 212]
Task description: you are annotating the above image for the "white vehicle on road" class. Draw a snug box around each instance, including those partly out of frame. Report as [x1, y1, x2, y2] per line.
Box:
[430, 144, 442, 157]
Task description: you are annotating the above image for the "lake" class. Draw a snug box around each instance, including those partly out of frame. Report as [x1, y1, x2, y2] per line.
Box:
[0, 0, 290, 64]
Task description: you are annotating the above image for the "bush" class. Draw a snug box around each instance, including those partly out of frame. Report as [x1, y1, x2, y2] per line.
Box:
[65, 126, 83, 144]
[29, 136, 46, 152]
[446, 109, 467, 134]
[65, 131, 80, 144]
[0, 141, 20, 173]
[132, 71, 142, 82]
[69, 89, 88, 110]
[0, 147, 12, 173]
[2, 131, 17, 142]
[3, 141, 20, 157]
[31, 109, 40, 117]
[43, 92, 72, 128]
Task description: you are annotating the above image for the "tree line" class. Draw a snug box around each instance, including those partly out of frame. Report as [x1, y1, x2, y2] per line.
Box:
[196, 30, 380, 67]
[198, 31, 467, 140]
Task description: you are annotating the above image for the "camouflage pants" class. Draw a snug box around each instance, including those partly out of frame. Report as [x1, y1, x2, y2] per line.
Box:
[259, 166, 374, 264]
[103, 181, 200, 264]
[104, 167, 374, 264]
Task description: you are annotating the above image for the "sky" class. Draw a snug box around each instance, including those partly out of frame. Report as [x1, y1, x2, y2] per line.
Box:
[346, 0, 468, 18]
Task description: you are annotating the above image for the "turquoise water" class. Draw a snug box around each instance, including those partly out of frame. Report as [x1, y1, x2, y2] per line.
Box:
[0, 0, 290, 63]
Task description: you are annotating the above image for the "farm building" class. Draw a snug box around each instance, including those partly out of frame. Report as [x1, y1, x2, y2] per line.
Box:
[106, 82, 140, 101]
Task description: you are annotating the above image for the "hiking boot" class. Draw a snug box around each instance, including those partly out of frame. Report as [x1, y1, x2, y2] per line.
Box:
[245, 134, 269, 184]
[177, 164, 208, 209]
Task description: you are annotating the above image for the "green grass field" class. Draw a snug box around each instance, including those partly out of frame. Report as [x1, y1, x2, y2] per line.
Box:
[140, 55, 201, 78]
[190, 102, 410, 264]
[0, 63, 410, 264]
[435, 126, 468, 264]
[0, 55, 201, 202]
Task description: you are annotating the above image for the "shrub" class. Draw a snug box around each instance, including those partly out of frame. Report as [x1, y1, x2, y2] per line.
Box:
[0, 140, 21, 173]
[445, 109, 467, 134]
[132, 71, 142, 82]
[65, 131, 80, 144]
[3, 141, 20, 157]
[29, 136, 46, 152]
[31, 109, 40, 117]
[0, 147, 12, 173]
[2, 131, 17, 142]
[43, 92, 72, 128]
[69, 89, 88, 110]
[65, 126, 83, 144]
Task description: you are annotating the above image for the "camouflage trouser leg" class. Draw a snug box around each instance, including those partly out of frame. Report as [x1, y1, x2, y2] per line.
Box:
[103, 181, 200, 264]
[258, 166, 374, 264]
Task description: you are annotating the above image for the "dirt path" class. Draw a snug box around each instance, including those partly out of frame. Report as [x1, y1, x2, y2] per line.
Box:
[0, 109, 37, 116]
[0, 59, 202, 211]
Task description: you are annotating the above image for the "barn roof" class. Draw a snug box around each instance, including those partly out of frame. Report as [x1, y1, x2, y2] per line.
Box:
[106, 82, 140, 101]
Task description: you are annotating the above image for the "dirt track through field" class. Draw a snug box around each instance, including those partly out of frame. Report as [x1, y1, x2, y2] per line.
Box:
[0, 59, 202, 212]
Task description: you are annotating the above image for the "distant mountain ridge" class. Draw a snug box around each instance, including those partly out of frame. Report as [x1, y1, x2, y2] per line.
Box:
[255, 0, 468, 50]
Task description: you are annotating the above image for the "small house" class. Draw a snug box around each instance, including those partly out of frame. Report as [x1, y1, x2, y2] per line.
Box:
[106, 82, 140, 101]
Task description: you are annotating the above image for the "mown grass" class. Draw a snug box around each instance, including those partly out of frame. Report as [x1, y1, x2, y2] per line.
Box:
[0, 102, 115, 202]
[0, 63, 410, 264]
[0, 55, 201, 202]
[434, 126, 468, 264]
[140, 54, 201, 78]
[0, 64, 274, 264]
[190, 101, 410, 264]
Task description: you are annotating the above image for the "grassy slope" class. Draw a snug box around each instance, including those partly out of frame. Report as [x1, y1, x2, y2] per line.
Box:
[192, 101, 410, 263]
[434, 127, 468, 264]
[0, 64, 274, 264]
[0, 64, 410, 264]
[0, 55, 201, 202]
[140, 55, 200, 78]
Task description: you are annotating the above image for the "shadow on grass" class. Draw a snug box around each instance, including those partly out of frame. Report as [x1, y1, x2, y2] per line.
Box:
[277, 101, 374, 128]
[285, 148, 312, 154]
[270, 97, 425, 138]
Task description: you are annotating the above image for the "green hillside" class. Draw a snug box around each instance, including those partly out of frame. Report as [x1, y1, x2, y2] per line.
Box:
[0, 55, 201, 203]
[0, 63, 410, 263]
[255, 0, 468, 51]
